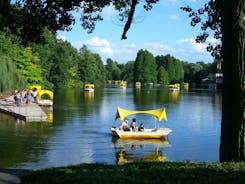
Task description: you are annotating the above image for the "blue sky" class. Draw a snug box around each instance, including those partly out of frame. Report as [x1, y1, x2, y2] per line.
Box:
[57, 0, 218, 64]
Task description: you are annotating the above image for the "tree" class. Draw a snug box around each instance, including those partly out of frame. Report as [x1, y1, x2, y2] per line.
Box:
[105, 58, 122, 81]
[160, 54, 184, 84]
[78, 45, 106, 86]
[1, 1, 159, 44]
[14, 47, 43, 85]
[121, 61, 135, 82]
[0, 57, 26, 92]
[32, 30, 82, 88]
[182, 0, 244, 161]
[134, 49, 157, 84]
[157, 66, 168, 86]
[220, 0, 244, 162]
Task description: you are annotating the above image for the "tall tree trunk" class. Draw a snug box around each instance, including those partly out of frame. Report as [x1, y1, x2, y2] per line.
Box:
[220, 0, 245, 162]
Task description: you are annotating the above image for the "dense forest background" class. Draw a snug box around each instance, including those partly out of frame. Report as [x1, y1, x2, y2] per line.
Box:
[0, 2, 219, 92]
[0, 28, 220, 92]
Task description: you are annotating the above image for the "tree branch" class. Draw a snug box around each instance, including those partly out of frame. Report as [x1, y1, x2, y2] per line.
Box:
[121, 0, 137, 40]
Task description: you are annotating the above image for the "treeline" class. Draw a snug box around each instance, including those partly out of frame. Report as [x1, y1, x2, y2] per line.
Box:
[0, 0, 219, 92]
[0, 29, 218, 92]
[0, 2, 219, 92]
[105, 51, 218, 87]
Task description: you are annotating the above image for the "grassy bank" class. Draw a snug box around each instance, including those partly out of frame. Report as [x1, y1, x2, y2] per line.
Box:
[21, 162, 245, 184]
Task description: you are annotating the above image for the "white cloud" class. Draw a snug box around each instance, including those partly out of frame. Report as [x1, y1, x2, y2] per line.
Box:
[85, 36, 113, 56]
[56, 35, 66, 41]
[142, 43, 173, 55]
[175, 38, 214, 62]
[177, 38, 207, 53]
[71, 36, 213, 64]
[101, 4, 116, 21]
[70, 36, 113, 62]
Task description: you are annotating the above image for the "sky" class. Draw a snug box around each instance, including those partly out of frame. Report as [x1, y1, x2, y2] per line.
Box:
[57, 0, 218, 64]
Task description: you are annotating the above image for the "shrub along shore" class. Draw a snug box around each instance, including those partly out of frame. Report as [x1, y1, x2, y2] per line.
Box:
[20, 162, 245, 184]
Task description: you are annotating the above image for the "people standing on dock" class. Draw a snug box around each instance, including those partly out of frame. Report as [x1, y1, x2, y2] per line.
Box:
[32, 88, 38, 103]
[13, 90, 18, 105]
[20, 90, 26, 103]
[25, 89, 32, 104]
[16, 91, 21, 107]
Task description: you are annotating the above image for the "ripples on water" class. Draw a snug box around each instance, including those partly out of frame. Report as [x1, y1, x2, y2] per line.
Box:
[0, 88, 222, 169]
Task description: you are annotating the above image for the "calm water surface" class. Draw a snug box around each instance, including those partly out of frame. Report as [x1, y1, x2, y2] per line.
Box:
[0, 87, 222, 169]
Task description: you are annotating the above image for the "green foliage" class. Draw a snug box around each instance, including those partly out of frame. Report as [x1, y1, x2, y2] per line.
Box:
[0, 30, 21, 59]
[183, 61, 217, 87]
[181, 0, 222, 59]
[155, 54, 184, 84]
[105, 58, 122, 80]
[21, 162, 245, 184]
[0, 57, 26, 92]
[13, 47, 43, 85]
[78, 45, 106, 87]
[32, 31, 82, 88]
[121, 61, 135, 82]
[158, 66, 168, 86]
[134, 49, 157, 84]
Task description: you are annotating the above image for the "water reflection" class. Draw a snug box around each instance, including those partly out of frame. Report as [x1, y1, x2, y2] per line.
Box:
[0, 88, 222, 168]
[84, 91, 94, 103]
[134, 88, 181, 107]
[168, 90, 180, 103]
[0, 114, 54, 168]
[112, 138, 170, 164]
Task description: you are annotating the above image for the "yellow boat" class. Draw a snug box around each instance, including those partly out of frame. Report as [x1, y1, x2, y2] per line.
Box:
[29, 85, 42, 91]
[135, 82, 141, 88]
[168, 83, 180, 91]
[111, 107, 172, 139]
[84, 84, 94, 92]
[120, 81, 127, 89]
[37, 90, 54, 106]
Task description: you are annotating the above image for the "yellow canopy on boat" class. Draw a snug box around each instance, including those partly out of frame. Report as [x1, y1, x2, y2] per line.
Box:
[84, 84, 94, 89]
[38, 90, 54, 99]
[115, 107, 167, 121]
[29, 85, 42, 90]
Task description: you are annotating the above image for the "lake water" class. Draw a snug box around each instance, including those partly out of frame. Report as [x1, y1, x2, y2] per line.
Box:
[0, 87, 222, 169]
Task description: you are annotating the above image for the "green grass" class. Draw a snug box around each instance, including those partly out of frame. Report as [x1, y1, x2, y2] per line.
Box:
[20, 162, 245, 184]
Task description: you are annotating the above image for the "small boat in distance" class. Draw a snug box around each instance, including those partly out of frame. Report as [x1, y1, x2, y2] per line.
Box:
[135, 82, 141, 88]
[168, 83, 180, 91]
[84, 84, 94, 92]
[37, 90, 54, 106]
[111, 107, 172, 139]
[120, 81, 127, 89]
[29, 85, 54, 106]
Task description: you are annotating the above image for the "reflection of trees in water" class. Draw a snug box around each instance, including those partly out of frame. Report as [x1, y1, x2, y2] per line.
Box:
[133, 88, 158, 106]
[112, 138, 170, 164]
[81, 88, 104, 117]
[84, 92, 94, 103]
[53, 88, 104, 125]
[168, 91, 180, 103]
[134, 88, 181, 106]
[0, 113, 54, 168]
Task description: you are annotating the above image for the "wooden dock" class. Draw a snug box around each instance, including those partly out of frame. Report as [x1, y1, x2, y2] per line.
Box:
[0, 97, 48, 122]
